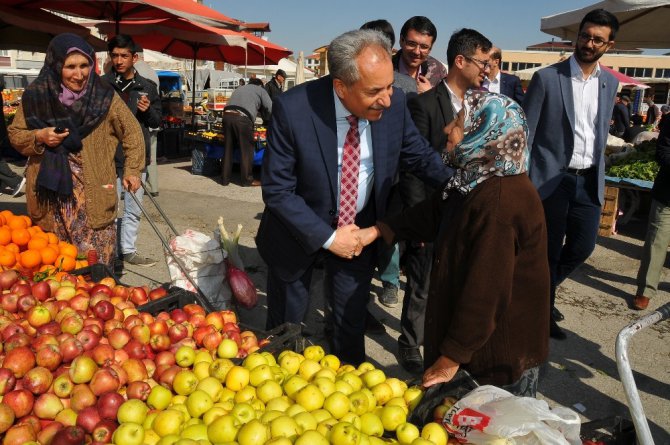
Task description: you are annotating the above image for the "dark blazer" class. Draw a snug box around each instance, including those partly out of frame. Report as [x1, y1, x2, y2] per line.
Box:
[651, 116, 670, 205]
[256, 75, 452, 281]
[500, 72, 525, 104]
[407, 81, 454, 153]
[523, 58, 618, 204]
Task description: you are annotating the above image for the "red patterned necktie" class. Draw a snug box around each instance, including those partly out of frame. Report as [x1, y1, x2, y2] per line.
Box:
[337, 115, 360, 227]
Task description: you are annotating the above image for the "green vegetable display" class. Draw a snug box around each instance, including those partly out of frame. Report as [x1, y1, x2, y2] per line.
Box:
[606, 141, 659, 181]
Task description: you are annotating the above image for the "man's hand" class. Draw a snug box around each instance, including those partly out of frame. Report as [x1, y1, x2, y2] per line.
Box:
[328, 224, 363, 259]
[122, 175, 141, 193]
[136, 94, 150, 112]
[355, 226, 381, 248]
[417, 74, 431, 94]
[422, 355, 460, 388]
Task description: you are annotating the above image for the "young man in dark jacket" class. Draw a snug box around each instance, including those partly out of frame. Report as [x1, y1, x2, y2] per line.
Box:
[102, 34, 162, 267]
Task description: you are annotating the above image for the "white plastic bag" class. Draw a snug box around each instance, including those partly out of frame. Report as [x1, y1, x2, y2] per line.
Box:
[165, 229, 231, 309]
[442, 385, 581, 445]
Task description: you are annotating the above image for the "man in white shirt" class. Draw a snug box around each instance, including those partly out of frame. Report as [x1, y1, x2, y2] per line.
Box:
[523, 9, 620, 340]
[484, 47, 525, 104]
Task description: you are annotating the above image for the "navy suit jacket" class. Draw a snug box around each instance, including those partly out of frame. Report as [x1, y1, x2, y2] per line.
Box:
[256, 75, 452, 281]
[500, 72, 525, 104]
[523, 59, 618, 205]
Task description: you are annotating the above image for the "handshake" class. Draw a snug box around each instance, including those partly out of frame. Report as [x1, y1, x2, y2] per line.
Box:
[328, 224, 382, 259]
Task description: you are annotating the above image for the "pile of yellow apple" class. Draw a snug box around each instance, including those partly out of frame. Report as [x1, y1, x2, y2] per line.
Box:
[112, 345, 450, 445]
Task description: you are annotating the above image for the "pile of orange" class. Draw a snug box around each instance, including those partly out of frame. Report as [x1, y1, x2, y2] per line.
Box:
[0, 210, 87, 273]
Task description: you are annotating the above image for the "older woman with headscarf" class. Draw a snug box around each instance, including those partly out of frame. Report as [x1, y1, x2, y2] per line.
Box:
[8, 34, 145, 267]
[358, 91, 550, 396]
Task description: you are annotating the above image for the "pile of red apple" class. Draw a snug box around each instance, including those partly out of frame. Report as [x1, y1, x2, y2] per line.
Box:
[0, 269, 261, 445]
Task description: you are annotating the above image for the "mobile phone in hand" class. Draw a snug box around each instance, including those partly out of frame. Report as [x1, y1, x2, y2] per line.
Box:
[54, 127, 66, 134]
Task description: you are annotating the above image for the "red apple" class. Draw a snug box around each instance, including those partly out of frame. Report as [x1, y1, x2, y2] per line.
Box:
[34, 344, 62, 372]
[60, 314, 84, 335]
[51, 425, 86, 445]
[108, 364, 127, 388]
[69, 384, 96, 412]
[17, 294, 37, 312]
[10, 282, 32, 297]
[3, 423, 37, 445]
[36, 420, 63, 445]
[168, 323, 188, 343]
[220, 310, 237, 325]
[138, 313, 154, 325]
[148, 320, 168, 336]
[3, 346, 35, 378]
[205, 312, 224, 331]
[31, 281, 52, 302]
[33, 393, 65, 420]
[183, 304, 206, 317]
[189, 313, 207, 328]
[148, 287, 167, 302]
[96, 392, 124, 420]
[0, 368, 17, 395]
[103, 319, 123, 336]
[126, 381, 151, 401]
[83, 317, 103, 332]
[1, 323, 24, 341]
[0, 269, 20, 291]
[129, 287, 148, 306]
[75, 406, 101, 434]
[223, 322, 240, 333]
[154, 351, 176, 368]
[223, 329, 242, 346]
[157, 365, 180, 389]
[92, 419, 117, 443]
[202, 331, 222, 351]
[108, 328, 131, 350]
[193, 325, 216, 345]
[142, 359, 156, 378]
[169, 309, 187, 324]
[112, 285, 130, 299]
[0, 292, 19, 313]
[36, 321, 62, 337]
[149, 334, 171, 352]
[121, 359, 148, 383]
[91, 344, 115, 367]
[130, 324, 150, 344]
[90, 284, 112, 298]
[123, 339, 147, 359]
[122, 315, 142, 331]
[76, 329, 101, 352]
[68, 294, 90, 312]
[4, 389, 35, 417]
[22, 366, 54, 395]
[91, 300, 114, 322]
[59, 337, 84, 363]
[4, 332, 31, 352]
[88, 368, 120, 396]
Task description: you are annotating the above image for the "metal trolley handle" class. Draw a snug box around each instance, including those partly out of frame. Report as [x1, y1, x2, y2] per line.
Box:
[615, 302, 670, 445]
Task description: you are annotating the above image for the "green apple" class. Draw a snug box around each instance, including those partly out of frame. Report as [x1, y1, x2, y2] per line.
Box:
[118, 399, 149, 425]
[186, 390, 214, 418]
[173, 440, 197, 445]
[261, 351, 277, 366]
[256, 380, 284, 403]
[225, 366, 250, 392]
[196, 376, 224, 402]
[380, 405, 406, 432]
[386, 397, 409, 414]
[357, 362, 375, 373]
[385, 378, 407, 399]
[249, 364, 274, 387]
[193, 350, 213, 364]
[329, 421, 361, 445]
[361, 389, 377, 411]
[230, 402, 256, 425]
[175, 346, 196, 368]
[209, 358, 235, 382]
[341, 412, 361, 430]
[420, 422, 447, 445]
[361, 369, 386, 389]
[359, 413, 383, 437]
[148, 385, 173, 410]
[294, 384, 325, 411]
[156, 434, 180, 445]
[270, 415, 300, 441]
[207, 414, 240, 443]
[170, 404, 191, 422]
[265, 438, 293, 445]
[316, 417, 338, 437]
[371, 383, 393, 405]
[348, 391, 370, 416]
[234, 385, 257, 404]
[334, 380, 354, 396]
[271, 365, 287, 385]
[295, 430, 329, 445]
[237, 418, 269, 445]
[403, 386, 424, 412]
[285, 403, 307, 417]
[181, 423, 208, 442]
[143, 428, 160, 445]
[260, 410, 285, 425]
[314, 368, 337, 382]
[312, 409, 333, 423]
[312, 377, 336, 398]
[265, 396, 292, 412]
[302, 345, 325, 362]
[152, 409, 185, 437]
[216, 338, 238, 359]
[218, 387, 236, 402]
[283, 375, 308, 400]
[202, 406, 228, 425]
[338, 372, 363, 391]
[324, 391, 351, 420]
[249, 397, 265, 412]
[243, 353, 268, 370]
[278, 352, 301, 375]
[319, 354, 341, 371]
[113, 422, 145, 445]
[293, 411, 317, 433]
[298, 359, 322, 381]
[411, 438, 437, 445]
[396, 422, 420, 445]
[173, 370, 199, 396]
[144, 412, 159, 430]
[192, 361, 211, 381]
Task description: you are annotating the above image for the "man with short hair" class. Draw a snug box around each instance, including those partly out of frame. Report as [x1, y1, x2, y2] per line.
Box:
[484, 46, 524, 104]
[523, 9, 620, 340]
[398, 28, 492, 373]
[102, 34, 161, 268]
[265, 69, 286, 101]
[257, 29, 452, 365]
[394, 16, 448, 94]
[645, 96, 661, 129]
[612, 95, 631, 138]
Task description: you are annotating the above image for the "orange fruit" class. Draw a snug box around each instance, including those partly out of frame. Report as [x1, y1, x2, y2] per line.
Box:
[75, 259, 88, 269]
[4, 243, 19, 254]
[0, 210, 14, 221]
[20, 249, 42, 269]
[55, 255, 76, 272]
[21, 216, 32, 228]
[7, 216, 28, 230]
[39, 265, 57, 276]
[39, 246, 59, 265]
[28, 237, 48, 251]
[45, 232, 59, 245]
[59, 243, 78, 259]
[11, 228, 30, 247]
[0, 249, 16, 267]
[0, 214, 5, 226]
[0, 227, 10, 246]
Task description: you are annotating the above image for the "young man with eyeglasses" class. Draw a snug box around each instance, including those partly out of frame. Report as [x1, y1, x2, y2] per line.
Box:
[523, 9, 620, 340]
[397, 28, 492, 374]
[393, 16, 447, 94]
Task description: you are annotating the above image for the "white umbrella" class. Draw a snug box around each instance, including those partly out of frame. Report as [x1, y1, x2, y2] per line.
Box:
[295, 51, 306, 85]
[541, 0, 670, 49]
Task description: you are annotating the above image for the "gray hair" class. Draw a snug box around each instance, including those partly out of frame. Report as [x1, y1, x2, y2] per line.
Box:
[327, 29, 391, 85]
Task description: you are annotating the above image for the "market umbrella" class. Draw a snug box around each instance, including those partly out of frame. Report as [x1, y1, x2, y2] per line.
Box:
[2, 0, 243, 34]
[0, 4, 107, 51]
[97, 18, 291, 124]
[295, 51, 306, 86]
[541, 0, 670, 49]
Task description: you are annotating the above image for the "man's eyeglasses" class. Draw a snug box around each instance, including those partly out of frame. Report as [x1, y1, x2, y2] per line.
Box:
[464, 55, 491, 70]
[577, 33, 610, 48]
[403, 40, 431, 52]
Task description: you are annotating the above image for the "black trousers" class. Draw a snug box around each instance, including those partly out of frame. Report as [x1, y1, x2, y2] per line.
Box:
[0, 158, 21, 190]
[222, 114, 255, 186]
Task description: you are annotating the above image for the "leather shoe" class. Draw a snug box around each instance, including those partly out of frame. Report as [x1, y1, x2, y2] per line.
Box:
[632, 295, 650, 310]
[365, 311, 385, 335]
[550, 319, 567, 340]
[398, 347, 423, 374]
[552, 307, 564, 322]
[244, 179, 261, 187]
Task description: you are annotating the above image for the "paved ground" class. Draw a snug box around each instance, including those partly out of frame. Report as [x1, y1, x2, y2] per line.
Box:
[2, 158, 669, 443]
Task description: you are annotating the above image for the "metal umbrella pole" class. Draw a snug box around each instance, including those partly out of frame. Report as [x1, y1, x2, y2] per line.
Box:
[615, 302, 670, 445]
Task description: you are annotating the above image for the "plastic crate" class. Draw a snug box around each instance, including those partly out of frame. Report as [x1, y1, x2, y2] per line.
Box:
[71, 264, 124, 285]
[191, 146, 221, 176]
[255, 322, 305, 356]
[137, 287, 216, 315]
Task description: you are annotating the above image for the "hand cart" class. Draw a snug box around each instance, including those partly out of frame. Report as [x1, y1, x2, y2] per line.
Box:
[615, 302, 670, 445]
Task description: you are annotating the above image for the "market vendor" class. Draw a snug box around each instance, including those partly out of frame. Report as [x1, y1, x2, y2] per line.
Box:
[357, 91, 550, 395]
[7, 33, 145, 267]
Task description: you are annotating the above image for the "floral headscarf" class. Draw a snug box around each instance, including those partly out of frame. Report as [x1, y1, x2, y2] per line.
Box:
[442, 90, 528, 199]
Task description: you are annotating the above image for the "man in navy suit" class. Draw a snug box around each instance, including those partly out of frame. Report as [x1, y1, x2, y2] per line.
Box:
[484, 47, 524, 104]
[256, 29, 451, 365]
[523, 9, 619, 340]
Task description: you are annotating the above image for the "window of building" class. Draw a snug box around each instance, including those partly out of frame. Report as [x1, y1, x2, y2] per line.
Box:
[0, 50, 8, 57]
[655, 68, 670, 78]
[509, 62, 541, 71]
[619, 67, 652, 78]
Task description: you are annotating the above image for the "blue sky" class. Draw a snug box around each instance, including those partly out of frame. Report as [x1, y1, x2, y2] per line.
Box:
[206, 0, 598, 59]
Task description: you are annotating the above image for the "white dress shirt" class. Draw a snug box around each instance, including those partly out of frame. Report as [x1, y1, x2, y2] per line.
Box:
[568, 55, 600, 169]
[444, 81, 463, 115]
[483, 71, 501, 94]
[322, 90, 374, 249]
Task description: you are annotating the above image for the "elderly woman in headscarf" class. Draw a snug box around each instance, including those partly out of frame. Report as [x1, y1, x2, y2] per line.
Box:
[8, 34, 145, 267]
[358, 91, 550, 396]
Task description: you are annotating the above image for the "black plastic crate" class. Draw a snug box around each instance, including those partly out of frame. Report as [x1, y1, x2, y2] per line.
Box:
[71, 264, 125, 285]
[137, 286, 216, 315]
[255, 322, 305, 356]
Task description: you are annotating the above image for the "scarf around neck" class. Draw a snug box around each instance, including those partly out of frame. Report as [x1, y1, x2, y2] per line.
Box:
[21, 33, 114, 197]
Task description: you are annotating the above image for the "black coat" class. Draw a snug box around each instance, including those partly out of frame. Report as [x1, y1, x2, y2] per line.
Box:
[652, 115, 670, 205]
[612, 102, 630, 136]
